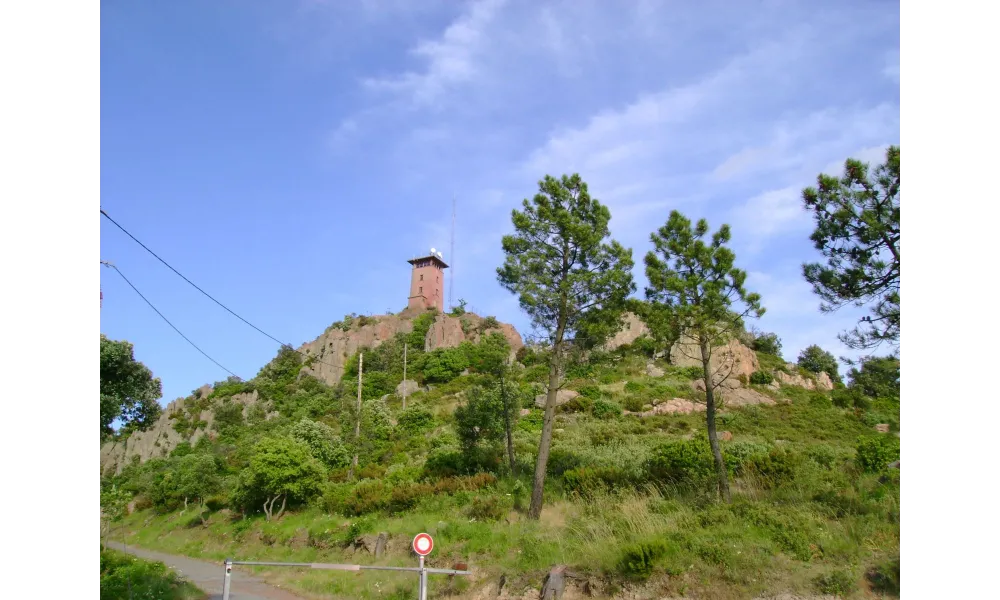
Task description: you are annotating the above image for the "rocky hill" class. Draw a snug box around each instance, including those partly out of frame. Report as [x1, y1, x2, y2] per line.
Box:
[100, 308, 523, 475]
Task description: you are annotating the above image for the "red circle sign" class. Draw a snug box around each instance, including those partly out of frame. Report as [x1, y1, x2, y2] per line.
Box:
[412, 532, 434, 556]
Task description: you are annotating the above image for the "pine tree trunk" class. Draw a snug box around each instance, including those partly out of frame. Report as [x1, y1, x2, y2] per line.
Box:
[701, 336, 731, 503]
[528, 320, 565, 520]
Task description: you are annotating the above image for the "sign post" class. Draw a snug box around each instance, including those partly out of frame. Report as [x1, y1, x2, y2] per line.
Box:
[412, 533, 434, 600]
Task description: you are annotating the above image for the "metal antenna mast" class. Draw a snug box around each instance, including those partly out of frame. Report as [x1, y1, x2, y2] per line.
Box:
[449, 196, 456, 306]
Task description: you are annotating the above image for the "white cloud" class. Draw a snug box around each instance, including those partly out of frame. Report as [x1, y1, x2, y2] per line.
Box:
[362, 0, 508, 107]
[730, 186, 811, 244]
[882, 48, 900, 84]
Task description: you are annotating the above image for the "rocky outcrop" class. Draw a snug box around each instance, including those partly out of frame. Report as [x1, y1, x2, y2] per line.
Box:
[602, 312, 650, 351]
[671, 331, 760, 383]
[298, 311, 523, 387]
[774, 367, 834, 391]
[100, 388, 269, 476]
[534, 389, 580, 408]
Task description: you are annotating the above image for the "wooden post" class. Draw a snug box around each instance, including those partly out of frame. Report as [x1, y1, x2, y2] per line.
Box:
[402, 343, 408, 410]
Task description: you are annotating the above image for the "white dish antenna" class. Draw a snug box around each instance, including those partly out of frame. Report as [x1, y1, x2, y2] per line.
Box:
[430, 247, 436, 254]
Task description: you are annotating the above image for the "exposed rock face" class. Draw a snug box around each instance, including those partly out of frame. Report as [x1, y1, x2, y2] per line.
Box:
[298, 311, 523, 387]
[774, 368, 834, 391]
[396, 379, 420, 397]
[671, 331, 760, 382]
[534, 389, 579, 408]
[645, 362, 665, 378]
[100, 388, 269, 476]
[602, 312, 650, 351]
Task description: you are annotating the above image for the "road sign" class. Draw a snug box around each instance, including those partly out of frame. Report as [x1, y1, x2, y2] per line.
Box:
[412, 533, 434, 556]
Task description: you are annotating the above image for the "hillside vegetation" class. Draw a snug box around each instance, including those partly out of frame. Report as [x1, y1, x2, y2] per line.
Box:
[103, 332, 900, 599]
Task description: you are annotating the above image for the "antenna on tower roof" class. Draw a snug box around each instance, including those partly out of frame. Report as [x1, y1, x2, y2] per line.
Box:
[449, 196, 456, 306]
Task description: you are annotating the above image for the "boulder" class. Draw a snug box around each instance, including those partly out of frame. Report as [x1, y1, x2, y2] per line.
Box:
[534, 389, 580, 408]
[719, 431, 733, 442]
[602, 312, 651, 351]
[645, 362, 665, 378]
[774, 369, 834, 391]
[874, 423, 890, 433]
[670, 331, 759, 383]
[396, 379, 420, 397]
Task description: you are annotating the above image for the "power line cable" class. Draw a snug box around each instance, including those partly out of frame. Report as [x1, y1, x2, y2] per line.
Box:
[103, 261, 242, 379]
[101, 209, 365, 375]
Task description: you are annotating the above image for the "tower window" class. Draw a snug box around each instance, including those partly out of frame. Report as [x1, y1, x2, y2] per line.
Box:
[419, 286, 423, 293]
[420, 274, 423, 281]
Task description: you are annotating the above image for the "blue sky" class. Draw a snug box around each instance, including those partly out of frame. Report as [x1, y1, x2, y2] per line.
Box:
[100, 0, 900, 405]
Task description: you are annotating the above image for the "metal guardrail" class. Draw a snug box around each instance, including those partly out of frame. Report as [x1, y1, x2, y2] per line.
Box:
[221, 533, 470, 600]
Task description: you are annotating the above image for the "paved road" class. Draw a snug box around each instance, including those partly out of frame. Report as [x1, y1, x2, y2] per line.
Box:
[104, 541, 307, 600]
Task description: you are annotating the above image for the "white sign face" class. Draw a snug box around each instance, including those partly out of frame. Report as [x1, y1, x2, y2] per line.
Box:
[412, 532, 434, 556]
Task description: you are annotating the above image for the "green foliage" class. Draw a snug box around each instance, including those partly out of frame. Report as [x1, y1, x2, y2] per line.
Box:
[208, 375, 254, 400]
[563, 466, 633, 494]
[865, 556, 900, 596]
[468, 495, 508, 521]
[616, 540, 667, 580]
[397, 406, 435, 434]
[100, 334, 163, 439]
[290, 418, 350, 468]
[455, 383, 505, 451]
[407, 310, 438, 348]
[645, 438, 715, 486]
[421, 347, 470, 383]
[751, 331, 782, 357]
[466, 332, 511, 376]
[480, 316, 501, 331]
[756, 352, 790, 374]
[802, 145, 900, 349]
[100, 546, 203, 600]
[749, 371, 774, 385]
[233, 436, 327, 512]
[813, 570, 857, 596]
[101, 485, 131, 523]
[848, 355, 900, 400]
[855, 435, 900, 473]
[449, 298, 468, 316]
[591, 398, 622, 420]
[213, 401, 245, 434]
[797, 344, 842, 384]
[743, 448, 800, 488]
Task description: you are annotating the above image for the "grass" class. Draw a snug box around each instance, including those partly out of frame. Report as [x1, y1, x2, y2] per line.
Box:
[100, 545, 205, 600]
[116, 389, 899, 600]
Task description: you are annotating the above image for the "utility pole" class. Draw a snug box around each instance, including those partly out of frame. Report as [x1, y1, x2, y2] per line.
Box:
[349, 353, 363, 479]
[402, 343, 408, 410]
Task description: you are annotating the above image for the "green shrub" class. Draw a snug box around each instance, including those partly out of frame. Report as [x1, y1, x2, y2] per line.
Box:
[561, 395, 594, 413]
[547, 448, 585, 477]
[577, 385, 602, 400]
[100, 546, 200, 600]
[749, 370, 774, 385]
[624, 381, 644, 394]
[865, 557, 900, 596]
[397, 407, 435, 434]
[563, 466, 634, 494]
[744, 448, 800, 488]
[645, 438, 715, 486]
[388, 482, 433, 513]
[830, 387, 855, 408]
[592, 398, 622, 420]
[723, 440, 771, 473]
[342, 480, 390, 515]
[467, 495, 507, 521]
[813, 570, 856, 596]
[623, 396, 645, 412]
[808, 391, 832, 409]
[617, 540, 667, 580]
[855, 435, 900, 473]
[423, 449, 465, 478]
[805, 444, 839, 469]
[671, 366, 703, 380]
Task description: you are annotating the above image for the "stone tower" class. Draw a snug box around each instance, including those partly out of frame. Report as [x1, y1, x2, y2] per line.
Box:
[407, 251, 449, 311]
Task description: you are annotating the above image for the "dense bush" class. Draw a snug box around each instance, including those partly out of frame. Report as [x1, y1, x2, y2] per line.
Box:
[547, 448, 585, 477]
[645, 438, 715, 486]
[616, 540, 667, 580]
[291, 418, 350, 468]
[751, 331, 783, 357]
[797, 345, 842, 384]
[744, 448, 800, 488]
[865, 556, 900, 596]
[468, 494, 508, 521]
[422, 347, 470, 383]
[749, 370, 774, 385]
[855, 435, 900, 473]
[397, 406, 435, 434]
[848, 356, 900, 400]
[563, 466, 634, 494]
[100, 546, 200, 600]
[592, 398, 623, 420]
[813, 570, 856, 596]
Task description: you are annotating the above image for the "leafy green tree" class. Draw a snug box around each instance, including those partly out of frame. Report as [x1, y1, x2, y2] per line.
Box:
[468, 333, 520, 472]
[751, 331, 782, 357]
[100, 335, 163, 439]
[644, 210, 764, 502]
[291, 418, 350, 468]
[848, 355, 899, 400]
[421, 347, 469, 383]
[802, 145, 900, 350]
[497, 173, 635, 518]
[454, 383, 505, 451]
[174, 453, 222, 511]
[797, 344, 842, 384]
[100, 484, 131, 540]
[235, 436, 326, 521]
